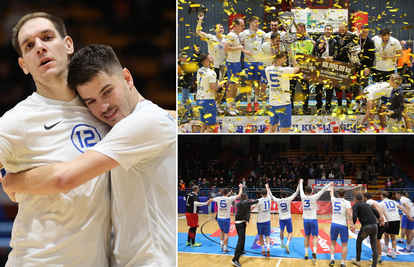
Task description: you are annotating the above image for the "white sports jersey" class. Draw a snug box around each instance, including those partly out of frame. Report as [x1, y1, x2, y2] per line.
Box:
[196, 67, 217, 100]
[266, 65, 295, 106]
[270, 189, 299, 220]
[214, 196, 237, 219]
[400, 196, 414, 217]
[366, 199, 387, 223]
[331, 196, 351, 227]
[256, 195, 273, 223]
[372, 36, 402, 71]
[259, 40, 285, 67]
[300, 182, 330, 219]
[241, 29, 266, 62]
[0, 93, 111, 267]
[91, 100, 176, 267]
[225, 31, 242, 62]
[265, 31, 286, 41]
[363, 82, 392, 101]
[380, 198, 400, 222]
[204, 33, 226, 68]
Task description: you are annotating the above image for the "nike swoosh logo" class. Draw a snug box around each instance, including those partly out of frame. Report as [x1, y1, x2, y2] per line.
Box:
[44, 120, 62, 130]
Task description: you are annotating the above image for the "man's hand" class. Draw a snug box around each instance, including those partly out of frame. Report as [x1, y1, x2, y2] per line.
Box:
[265, 183, 269, 189]
[299, 179, 303, 183]
[363, 68, 370, 76]
[408, 215, 414, 222]
[239, 183, 243, 189]
[329, 182, 334, 186]
[350, 225, 356, 233]
[387, 110, 394, 116]
[198, 13, 204, 20]
[243, 50, 254, 57]
[379, 216, 385, 226]
[325, 56, 333, 61]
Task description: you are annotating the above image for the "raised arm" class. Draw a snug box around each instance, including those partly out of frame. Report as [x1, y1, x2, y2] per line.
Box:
[330, 183, 334, 198]
[195, 13, 207, 38]
[299, 179, 304, 198]
[2, 150, 119, 196]
[235, 183, 243, 199]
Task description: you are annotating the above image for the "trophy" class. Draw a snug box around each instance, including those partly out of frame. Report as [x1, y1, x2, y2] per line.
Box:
[279, 11, 298, 47]
[345, 42, 362, 65]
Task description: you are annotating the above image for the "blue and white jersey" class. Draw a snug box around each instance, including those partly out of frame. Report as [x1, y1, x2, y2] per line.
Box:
[300, 182, 330, 219]
[225, 31, 242, 62]
[214, 196, 238, 219]
[240, 29, 266, 62]
[366, 199, 387, 223]
[400, 196, 414, 217]
[255, 195, 273, 223]
[380, 198, 400, 222]
[331, 196, 351, 227]
[196, 67, 217, 100]
[264, 65, 294, 107]
[270, 188, 299, 220]
[204, 33, 226, 68]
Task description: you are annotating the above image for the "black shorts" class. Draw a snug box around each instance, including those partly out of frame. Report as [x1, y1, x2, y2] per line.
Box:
[377, 222, 388, 239]
[385, 220, 400, 235]
[371, 69, 394, 83]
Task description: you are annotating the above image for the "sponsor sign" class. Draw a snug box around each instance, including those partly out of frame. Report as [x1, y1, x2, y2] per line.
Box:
[251, 227, 281, 249]
[315, 179, 345, 185]
[292, 9, 348, 33]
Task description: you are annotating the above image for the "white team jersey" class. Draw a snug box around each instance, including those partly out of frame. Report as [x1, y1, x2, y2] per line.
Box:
[372, 36, 402, 71]
[0, 93, 111, 267]
[241, 29, 266, 62]
[265, 65, 294, 107]
[380, 198, 401, 222]
[366, 199, 387, 223]
[265, 31, 286, 41]
[196, 67, 217, 100]
[300, 182, 330, 219]
[363, 82, 392, 101]
[204, 33, 227, 68]
[91, 100, 176, 267]
[400, 196, 414, 217]
[270, 189, 299, 220]
[214, 196, 237, 219]
[225, 31, 242, 62]
[256, 195, 273, 223]
[331, 196, 351, 227]
[259, 41, 285, 67]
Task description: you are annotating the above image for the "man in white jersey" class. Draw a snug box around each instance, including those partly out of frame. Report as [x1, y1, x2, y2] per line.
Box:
[240, 16, 266, 113]
[380, 191, 412, 259]
[211, 185, 243, 254]
[263, 51, 300, 133]
[196, 12, 227, 114]
[396, 190, 414, 252]
[252, 185, 273, 257]
[329, 186, 353, 267]
[3, 44, 177, 266]
[371, 27, 402, 83]
[299, 179, 333, 263]
[358, 82, 392, 129]
[196, 53, 225, 133]
[0, 12, 111, 266]
[268, 184, 299, 254]
[363, 192, 387, 264]
[224, 17, 253, 116]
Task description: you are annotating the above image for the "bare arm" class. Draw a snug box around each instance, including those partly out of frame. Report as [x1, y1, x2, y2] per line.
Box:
[330, 183, 334, 198]
[196, 13, 207, 38]
[347, 207, 354, 228]
[235, 183, 243, 199]
[224, 42, 243, 52]
[398, 204, 413, 221]
[2, 150, 119, 195]
[372, 201, 385, 225]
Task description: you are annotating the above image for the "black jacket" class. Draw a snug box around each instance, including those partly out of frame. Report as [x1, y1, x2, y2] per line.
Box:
[356, 36, 375, 69]
[235, 199, 260, 222]
[334, 31, 358, 63]
[388, 87, 404, 120]
[352, 201, 380, 226]
[312, 35, 338, 58]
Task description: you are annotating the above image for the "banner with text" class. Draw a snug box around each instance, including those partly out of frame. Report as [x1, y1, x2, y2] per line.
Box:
[292, 9, 349, 33]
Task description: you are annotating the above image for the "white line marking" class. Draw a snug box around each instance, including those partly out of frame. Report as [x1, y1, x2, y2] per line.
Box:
[276, 258, 282, 267]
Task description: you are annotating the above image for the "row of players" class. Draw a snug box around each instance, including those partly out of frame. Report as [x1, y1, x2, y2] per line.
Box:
[180, 13, 405, 120]
[185, 182, 414, 267]
[194, 50, 407, 133]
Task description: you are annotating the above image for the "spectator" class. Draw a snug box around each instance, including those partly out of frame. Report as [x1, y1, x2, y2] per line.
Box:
[328, 170, 335, 179]
[370, 170, 377, 186]
[356, 169, 363, 184]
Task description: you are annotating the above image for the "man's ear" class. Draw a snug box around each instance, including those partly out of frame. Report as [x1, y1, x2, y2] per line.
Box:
[64, 36, 74, 56]
[122, 68, 134, 89]
[18, 57, 29, 75]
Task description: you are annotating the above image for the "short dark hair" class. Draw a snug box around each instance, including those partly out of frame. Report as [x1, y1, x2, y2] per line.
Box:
[380, 27, 390, 36]
[338, 189, 345, 198]
[271, 18, 279, 24]
[271, 32, 280, 40]
[12, 12, 68, 57]
[68, 44, 123, 91]
[281, 191, 287, 198]
[355, 193, 363, 201]
[297, 22, 306, 30]
[192, 185, 199, 192]
[233, 17, 244, 26]
[261, 188, 268, 196]
[305, 186, 312, 194]
[241, 193, 248, 200]
[222, 188, 229, 195]
[360, 25, 369, 30]
[382, 191, 389, 198]
[396, 190, 406, 196]
[247, 16, 259, 24]
[274, 51, 288, 62]
[364, 192, 372, 200]
[325, 24, 333, 30]
[198, 53, 209, 64]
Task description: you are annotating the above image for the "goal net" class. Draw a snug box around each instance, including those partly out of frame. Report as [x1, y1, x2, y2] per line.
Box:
[312, 184, 367, 203]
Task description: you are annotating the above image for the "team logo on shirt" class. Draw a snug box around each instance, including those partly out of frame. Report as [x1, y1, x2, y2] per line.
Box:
[71, 124, 103, 153]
